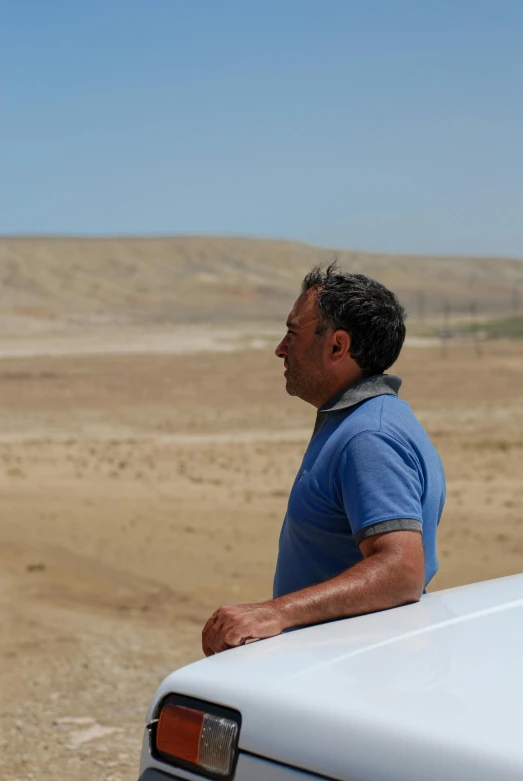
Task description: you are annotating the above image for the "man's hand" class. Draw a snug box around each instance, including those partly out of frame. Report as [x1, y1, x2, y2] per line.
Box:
[202, 602, 286, 656]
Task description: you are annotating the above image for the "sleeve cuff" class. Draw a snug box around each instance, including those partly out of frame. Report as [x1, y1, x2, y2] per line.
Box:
[354, 518, 423, 546]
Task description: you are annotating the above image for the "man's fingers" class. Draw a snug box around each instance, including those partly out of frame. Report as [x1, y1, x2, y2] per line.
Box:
[207, 622, 230, 654]
[202, 613, 220, 655]
[223, 627, 249, 648]
[207, 618, 248, 654]
[202, 615, 216, 642]
[211, 628, 242, 653]
[202, 608, 234, 653]
[205, 616, 232, 654]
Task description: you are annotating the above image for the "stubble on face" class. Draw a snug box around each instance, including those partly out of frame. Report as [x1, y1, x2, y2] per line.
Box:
[284, 334, 327, 404]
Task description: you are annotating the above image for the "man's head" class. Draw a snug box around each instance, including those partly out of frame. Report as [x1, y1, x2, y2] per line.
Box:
[275, 263, 406, 408]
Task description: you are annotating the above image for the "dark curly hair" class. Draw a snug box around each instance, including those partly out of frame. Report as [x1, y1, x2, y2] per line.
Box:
[302, 262, 406, 376]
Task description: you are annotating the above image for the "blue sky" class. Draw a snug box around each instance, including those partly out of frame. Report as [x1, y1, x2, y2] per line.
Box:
[1, 1, 522, 256]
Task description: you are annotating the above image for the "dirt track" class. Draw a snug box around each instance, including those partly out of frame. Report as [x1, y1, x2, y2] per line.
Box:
[1, 337, 523, 781]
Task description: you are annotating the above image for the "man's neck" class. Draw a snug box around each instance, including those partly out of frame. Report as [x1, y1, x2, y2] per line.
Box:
[313, 372, 365, 410]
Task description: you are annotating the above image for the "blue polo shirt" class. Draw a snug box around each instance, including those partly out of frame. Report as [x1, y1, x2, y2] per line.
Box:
[273, 375, 446, 598]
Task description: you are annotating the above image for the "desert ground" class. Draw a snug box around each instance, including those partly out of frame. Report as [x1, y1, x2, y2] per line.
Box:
[1, 234, 522, 781]
[1, 327, 523, 781]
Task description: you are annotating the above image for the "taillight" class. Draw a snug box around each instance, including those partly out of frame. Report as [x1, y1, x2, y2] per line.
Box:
[153, 694, 241, 779]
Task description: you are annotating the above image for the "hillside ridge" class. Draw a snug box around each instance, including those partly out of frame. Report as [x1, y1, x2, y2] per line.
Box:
[1, 235, 522, 324]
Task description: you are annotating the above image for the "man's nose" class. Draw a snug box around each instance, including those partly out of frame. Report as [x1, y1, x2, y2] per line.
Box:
[275, 337, 287, 359]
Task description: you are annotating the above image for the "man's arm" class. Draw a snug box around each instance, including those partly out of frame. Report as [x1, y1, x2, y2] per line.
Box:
[202, 529, 424, 656]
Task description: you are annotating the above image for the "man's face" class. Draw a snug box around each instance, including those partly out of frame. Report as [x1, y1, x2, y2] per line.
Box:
[275, 289, 330, 406]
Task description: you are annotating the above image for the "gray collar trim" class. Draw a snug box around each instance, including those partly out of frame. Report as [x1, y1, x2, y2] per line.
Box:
[318, 374, 402, 414]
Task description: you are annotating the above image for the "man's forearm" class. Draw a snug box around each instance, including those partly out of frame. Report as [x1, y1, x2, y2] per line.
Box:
[272, 546, 423, 629]
[201, 531, 425, 655]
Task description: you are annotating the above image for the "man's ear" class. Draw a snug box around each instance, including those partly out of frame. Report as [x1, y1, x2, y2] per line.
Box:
[331, 329, 351, 360]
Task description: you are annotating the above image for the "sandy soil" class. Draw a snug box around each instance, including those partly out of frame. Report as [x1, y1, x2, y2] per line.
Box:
[1, 336, 523, 781]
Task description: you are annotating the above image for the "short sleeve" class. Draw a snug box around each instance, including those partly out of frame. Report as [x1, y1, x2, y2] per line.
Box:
[338, 430, 424, 544]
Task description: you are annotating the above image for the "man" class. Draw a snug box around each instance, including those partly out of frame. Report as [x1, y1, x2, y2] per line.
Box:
[202, 264, 445, 656]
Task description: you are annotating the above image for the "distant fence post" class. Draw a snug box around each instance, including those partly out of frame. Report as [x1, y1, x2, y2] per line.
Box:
[416, 290, 426, 322]
[440, 301, 451, 358]
[470, 300, 482, 357]
[512, 286, 520, 316]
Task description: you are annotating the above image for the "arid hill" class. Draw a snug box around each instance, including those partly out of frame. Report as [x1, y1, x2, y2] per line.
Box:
[1, 235, 522, 325]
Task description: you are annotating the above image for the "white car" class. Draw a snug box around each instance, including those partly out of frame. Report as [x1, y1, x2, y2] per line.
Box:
[138, 574, 523, 781]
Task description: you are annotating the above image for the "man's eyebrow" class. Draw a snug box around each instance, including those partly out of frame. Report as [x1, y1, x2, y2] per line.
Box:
[286, 319, 298, 329]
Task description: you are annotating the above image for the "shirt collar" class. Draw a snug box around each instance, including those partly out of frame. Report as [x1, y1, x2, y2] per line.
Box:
[318, 374, 402, 414]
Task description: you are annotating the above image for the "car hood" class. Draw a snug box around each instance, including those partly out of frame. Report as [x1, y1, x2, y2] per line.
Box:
[149, 574, 523, 781]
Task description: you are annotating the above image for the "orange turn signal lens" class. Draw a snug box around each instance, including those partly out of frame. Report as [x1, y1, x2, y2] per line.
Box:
[157, 703, 204, 765]
[154, 695, 240, 778]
